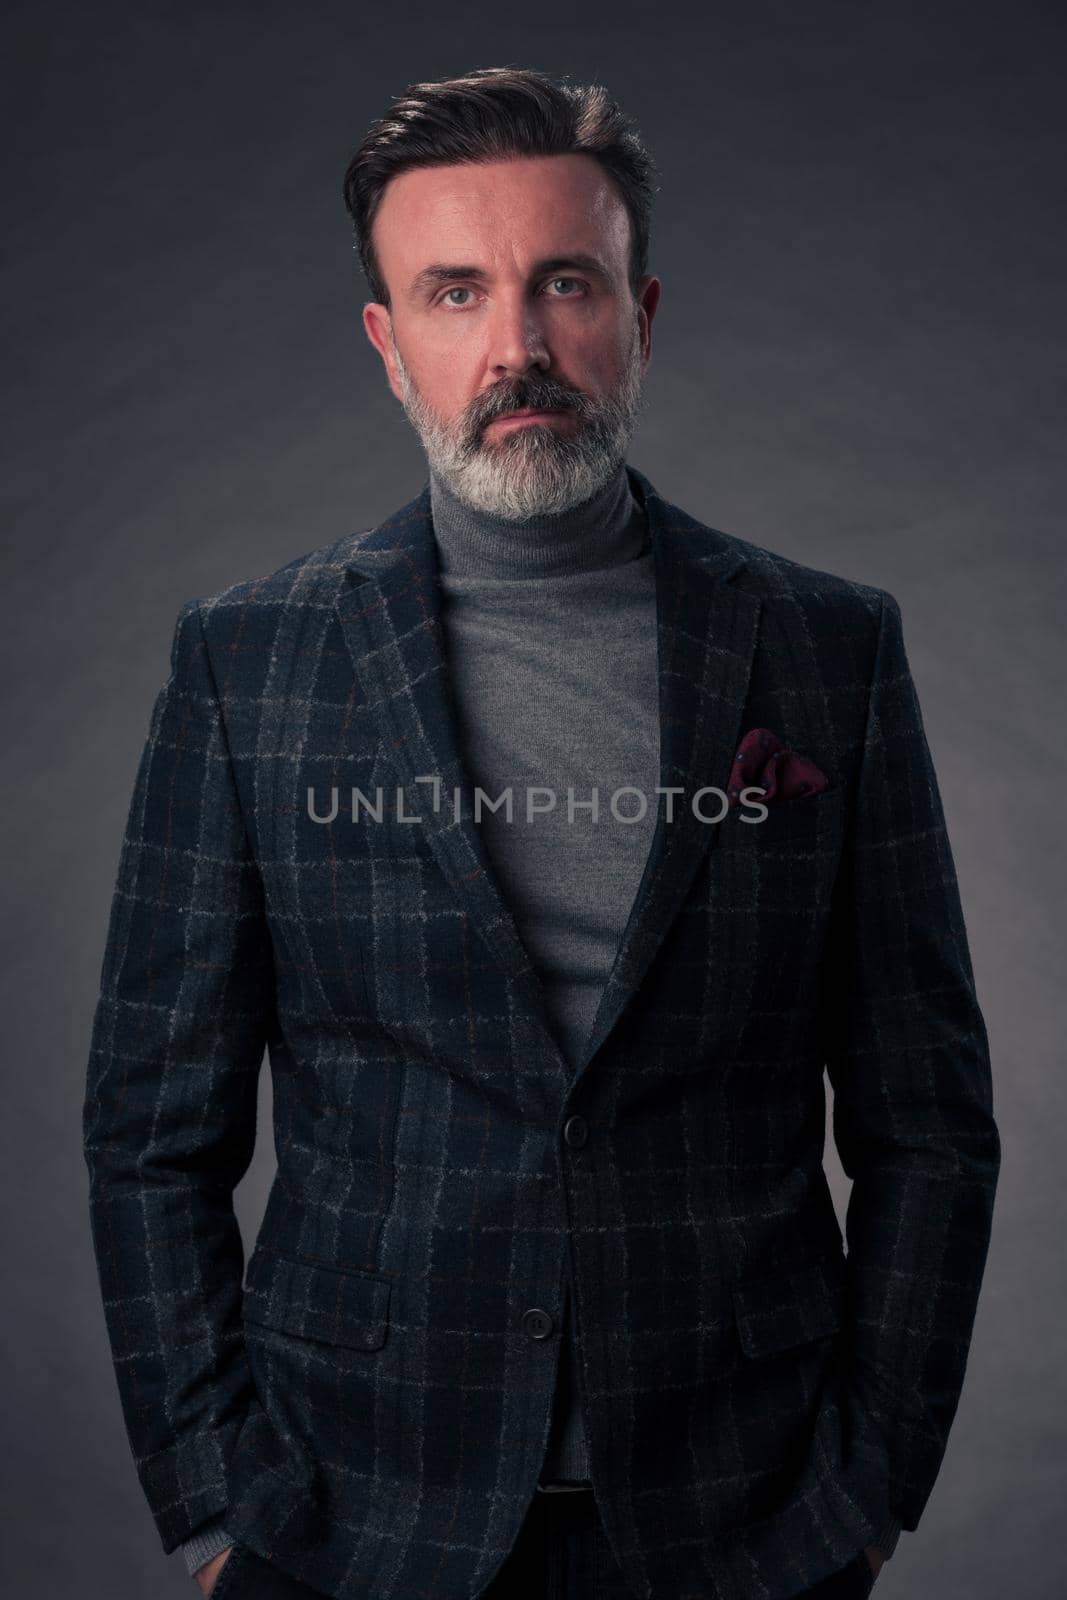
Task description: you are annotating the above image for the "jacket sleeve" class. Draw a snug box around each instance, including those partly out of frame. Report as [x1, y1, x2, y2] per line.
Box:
[82, 598, 274, 1553]
[819, 590, 1001, 1535]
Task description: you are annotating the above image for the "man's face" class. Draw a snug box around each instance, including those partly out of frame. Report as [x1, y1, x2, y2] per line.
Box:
[362, 153, 660, 519]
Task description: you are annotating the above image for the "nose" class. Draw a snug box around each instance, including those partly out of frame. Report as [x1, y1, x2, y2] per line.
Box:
[486, 291, 550, 378]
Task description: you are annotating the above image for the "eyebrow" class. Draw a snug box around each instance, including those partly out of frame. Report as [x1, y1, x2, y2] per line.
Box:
[407, 253, 614, 301]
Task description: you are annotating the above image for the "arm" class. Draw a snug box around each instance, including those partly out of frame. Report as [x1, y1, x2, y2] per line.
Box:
[82, 598, 274, 1553]
[820, 590, 1001, 1541]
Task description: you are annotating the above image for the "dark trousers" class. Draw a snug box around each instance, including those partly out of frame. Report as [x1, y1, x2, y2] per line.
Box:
[207, 1487, 876, 1599]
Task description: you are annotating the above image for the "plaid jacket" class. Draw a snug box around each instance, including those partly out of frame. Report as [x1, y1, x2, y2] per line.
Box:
[82, 466, 1000, 1600]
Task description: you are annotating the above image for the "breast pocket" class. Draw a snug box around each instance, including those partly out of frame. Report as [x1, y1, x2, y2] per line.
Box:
[715, 781, 847, 908]
[727, 782, 847, 850]
[697, 784, 848, 1042]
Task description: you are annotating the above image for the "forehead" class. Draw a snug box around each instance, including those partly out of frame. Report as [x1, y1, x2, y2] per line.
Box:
[372, 153, 631, 269]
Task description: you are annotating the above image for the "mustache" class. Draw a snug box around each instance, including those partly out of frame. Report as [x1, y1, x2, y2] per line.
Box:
[468, 376, 593, 433]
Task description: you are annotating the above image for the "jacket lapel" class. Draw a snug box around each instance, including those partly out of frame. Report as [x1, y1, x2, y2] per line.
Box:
[333, 467, 761, 1079]
[577, 472, 761, 1070]
[333, 488, 554, 1052]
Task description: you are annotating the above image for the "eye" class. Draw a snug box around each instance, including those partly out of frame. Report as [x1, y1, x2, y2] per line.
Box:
[437, 278, 587, 309]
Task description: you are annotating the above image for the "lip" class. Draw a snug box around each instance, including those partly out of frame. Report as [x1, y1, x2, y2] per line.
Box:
[488, 408, 569, 430]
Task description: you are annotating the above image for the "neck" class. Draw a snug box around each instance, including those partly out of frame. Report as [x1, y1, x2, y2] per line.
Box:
[429, 460, 647, 579]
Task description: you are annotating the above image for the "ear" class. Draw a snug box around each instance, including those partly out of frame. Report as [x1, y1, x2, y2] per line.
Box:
[635, 275, 661, 368]
[362, 302, 405, 404]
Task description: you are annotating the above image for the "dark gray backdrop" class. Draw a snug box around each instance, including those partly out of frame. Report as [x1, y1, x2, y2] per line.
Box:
[3, 1, 1062, 1594]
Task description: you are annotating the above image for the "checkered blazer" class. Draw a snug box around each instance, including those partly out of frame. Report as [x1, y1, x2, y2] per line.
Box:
[82, 466, 1000, 1600]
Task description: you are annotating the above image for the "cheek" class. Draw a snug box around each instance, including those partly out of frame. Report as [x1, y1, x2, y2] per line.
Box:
[579, 319, 639, 391]
[410, 349, 467, 408]
[398, 323, 476, 405]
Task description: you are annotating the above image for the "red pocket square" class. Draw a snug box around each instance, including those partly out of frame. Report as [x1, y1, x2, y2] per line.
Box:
[726, 728, 829, 807]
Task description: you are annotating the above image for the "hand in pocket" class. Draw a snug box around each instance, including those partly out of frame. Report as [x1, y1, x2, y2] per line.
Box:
[195, 1544, 235, 1596]
[864, 1545, 886, 1581]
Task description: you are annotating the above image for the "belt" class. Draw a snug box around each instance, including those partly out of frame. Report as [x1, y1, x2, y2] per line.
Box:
[536, 1481, 594, 1494]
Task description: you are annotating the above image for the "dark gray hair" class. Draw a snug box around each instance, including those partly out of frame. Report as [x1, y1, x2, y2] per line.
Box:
[341, 65, 659, 307]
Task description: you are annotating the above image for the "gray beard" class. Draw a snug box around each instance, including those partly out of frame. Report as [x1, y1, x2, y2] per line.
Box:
[390, 326, 647, 521]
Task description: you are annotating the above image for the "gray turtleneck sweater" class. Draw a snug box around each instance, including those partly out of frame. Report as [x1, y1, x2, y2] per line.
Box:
[430, 461, 658, 1099]
[179, 459, 902, 1573]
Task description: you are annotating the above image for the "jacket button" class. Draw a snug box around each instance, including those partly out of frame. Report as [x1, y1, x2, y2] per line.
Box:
[563, 1115, 588, 1148]
[522, 1307, 555, 1340]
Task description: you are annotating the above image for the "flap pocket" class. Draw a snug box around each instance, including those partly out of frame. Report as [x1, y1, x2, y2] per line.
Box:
[243, 1247, 391, 1352]
[732, 1251, 847, 1359]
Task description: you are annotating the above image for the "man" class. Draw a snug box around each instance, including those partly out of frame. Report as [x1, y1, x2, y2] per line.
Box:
[82, 67, 1000, 1600]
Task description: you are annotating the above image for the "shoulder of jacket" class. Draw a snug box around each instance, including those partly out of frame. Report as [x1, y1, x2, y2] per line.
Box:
[657, 490, 893, 622]
[180, 525, 377, 637]
[727, 531, 891, 614]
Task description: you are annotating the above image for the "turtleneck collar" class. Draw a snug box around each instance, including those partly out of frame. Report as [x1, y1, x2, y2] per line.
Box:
[429, 459, 647, 579]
